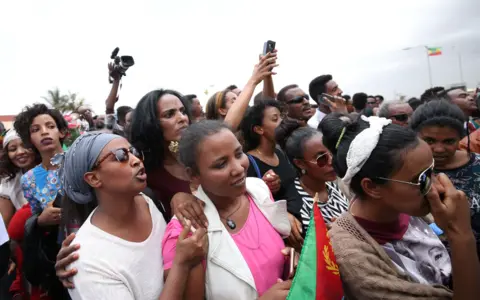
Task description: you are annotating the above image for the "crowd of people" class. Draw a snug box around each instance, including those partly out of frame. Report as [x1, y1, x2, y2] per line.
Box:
[0, 48, 479, 300]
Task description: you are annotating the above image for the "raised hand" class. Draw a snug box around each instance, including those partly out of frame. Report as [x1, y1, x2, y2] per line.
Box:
[263, 169, 281, 194]
[426, 173, 471, 236]
[250, 52, 279, 85]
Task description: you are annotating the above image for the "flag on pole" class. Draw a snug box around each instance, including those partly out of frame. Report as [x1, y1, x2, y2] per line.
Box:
[287, 193, 344, 300]
[427, 47, 442, 56]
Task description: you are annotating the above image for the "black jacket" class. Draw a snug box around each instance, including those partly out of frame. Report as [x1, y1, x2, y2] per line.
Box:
[23, 213, 70, 299]
[0, 241, 9, 277]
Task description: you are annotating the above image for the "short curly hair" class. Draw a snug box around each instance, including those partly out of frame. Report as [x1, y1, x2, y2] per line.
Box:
[14, 103, 68, 149]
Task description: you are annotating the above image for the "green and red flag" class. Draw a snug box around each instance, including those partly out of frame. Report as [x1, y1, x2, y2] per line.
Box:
[287, 194, 343, 300]
[427, 47, 442, 56]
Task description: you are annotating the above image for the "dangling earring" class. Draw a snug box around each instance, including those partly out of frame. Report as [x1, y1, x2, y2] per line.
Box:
[168, 141, 179, 154]
[301, 169, 306, 175]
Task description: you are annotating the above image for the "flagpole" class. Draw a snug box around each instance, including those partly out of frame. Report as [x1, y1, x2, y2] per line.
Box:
[458, 52, 465, 84]
[424, 46, 433, 88]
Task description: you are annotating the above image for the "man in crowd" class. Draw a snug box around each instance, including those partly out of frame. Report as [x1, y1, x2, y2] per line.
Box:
[76, 106, 94, 132]
[350, 92, 368, 119]
[307, 74, 344, 128]
[277, 84, 313, 124]
[378, 100, 413, 127]
[367, 95, 378, 109]
[226, 85, 242, 96]
[375, 95, 384, 107]
[183, 94, 205, 123]
[445, 87, 477, 121]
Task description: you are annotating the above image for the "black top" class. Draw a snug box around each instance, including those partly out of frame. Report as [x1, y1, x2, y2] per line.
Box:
[246, 148, 303, 219]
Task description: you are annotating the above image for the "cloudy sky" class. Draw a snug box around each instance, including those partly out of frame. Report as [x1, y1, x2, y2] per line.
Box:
[1, 0, 479, 115]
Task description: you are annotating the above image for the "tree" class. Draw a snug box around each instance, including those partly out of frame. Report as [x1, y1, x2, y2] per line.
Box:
[42, 88, 85, 113]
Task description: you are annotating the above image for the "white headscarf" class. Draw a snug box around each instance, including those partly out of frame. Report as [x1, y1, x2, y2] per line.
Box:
[2, 129, 20, 148]
[342, 116, 392, 187]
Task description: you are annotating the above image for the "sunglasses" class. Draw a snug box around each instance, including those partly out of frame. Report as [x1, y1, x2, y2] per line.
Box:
[287, 94, 309, 105]
[305, 152, 331, 168]
[391, 114, 409, 122]
[377, 161, 434, 195]
[93, 147, 144, 169]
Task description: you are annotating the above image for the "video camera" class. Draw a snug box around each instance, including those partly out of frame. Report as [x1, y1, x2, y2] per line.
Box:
[109, 47, 135, 83]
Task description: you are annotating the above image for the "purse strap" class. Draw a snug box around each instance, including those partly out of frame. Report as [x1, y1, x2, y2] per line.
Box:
[247, 154, 262, 178]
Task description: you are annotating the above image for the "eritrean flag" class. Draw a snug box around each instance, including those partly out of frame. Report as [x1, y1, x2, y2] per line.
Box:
[287, 194, 343, 300]
[427, 47, 442, 56]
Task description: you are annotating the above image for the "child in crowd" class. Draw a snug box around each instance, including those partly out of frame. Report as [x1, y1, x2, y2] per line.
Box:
[14, 104, 68, 214]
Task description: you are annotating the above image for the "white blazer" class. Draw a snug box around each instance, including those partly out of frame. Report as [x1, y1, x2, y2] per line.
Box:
[193, 177, 291, 300]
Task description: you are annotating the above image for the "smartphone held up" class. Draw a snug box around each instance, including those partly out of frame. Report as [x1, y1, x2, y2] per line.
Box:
[263, 40, 276, 56]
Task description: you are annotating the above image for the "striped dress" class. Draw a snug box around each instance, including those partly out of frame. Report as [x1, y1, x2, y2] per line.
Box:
[295, 179, 349, 234]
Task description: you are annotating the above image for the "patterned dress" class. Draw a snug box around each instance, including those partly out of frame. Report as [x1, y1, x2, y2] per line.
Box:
[21, 165, 63, 215]
[295, 179, 349, 235]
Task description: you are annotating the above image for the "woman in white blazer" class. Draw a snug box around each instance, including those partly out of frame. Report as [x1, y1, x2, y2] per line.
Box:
[162, 120, 293, 300]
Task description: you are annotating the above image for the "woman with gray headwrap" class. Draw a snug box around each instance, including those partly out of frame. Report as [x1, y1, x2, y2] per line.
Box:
[59, 132, 207, 300]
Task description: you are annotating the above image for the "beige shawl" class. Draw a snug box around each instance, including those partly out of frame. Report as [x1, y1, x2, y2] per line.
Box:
[330, 213, 453, 300]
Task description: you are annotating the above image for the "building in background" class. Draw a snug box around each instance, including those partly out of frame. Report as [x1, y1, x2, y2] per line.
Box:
[0, 115, 15, 130]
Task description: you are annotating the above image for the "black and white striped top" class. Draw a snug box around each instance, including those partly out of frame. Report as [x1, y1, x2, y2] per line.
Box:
[294, 179, 349, 234]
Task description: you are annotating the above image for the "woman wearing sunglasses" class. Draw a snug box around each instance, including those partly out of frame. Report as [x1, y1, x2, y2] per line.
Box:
[410, 100, 480, 259]
[283, 125, 349, 235]
[321, 115, 480, 299]
[60, 133, 207, 300]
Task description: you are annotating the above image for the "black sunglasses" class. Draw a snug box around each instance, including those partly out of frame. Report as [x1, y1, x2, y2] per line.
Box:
[377, 161, 434, 195]
[287, 94, 309, 105]
[391, 114, 409, 122]
[93, 147, 144, 169]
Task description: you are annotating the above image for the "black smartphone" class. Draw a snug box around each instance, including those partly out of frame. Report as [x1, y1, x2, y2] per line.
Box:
[263, 40, 276, 55]
[317, 93, 335, 107]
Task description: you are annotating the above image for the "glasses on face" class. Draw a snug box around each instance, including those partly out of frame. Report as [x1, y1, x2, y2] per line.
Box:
[287, 94, 309, 105]
[93, 147, 144, 169]
[391, 114, 409, 122]
[306, 152, 331, 168]
[367, 101, 377, 105]
[377, 161, 434, 195]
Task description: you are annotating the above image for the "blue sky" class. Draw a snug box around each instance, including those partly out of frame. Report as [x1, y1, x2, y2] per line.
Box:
[1, 0, 479, 115]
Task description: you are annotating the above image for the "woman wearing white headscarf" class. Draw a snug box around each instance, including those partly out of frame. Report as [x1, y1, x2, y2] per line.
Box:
[60, 132, 207, 300]
[319, 115, 480, 299]
[0, 129, 36, 225]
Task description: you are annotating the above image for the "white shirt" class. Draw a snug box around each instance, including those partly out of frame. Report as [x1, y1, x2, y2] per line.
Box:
[0, 213, 8, 246]
[68, 195, 166, 300]
[307, 109, 326, 129]
[0, 172, 27, 210]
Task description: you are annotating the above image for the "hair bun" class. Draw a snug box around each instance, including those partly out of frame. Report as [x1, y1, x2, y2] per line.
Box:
[319, 114, 348, 154]
[275, 118, 302, 149]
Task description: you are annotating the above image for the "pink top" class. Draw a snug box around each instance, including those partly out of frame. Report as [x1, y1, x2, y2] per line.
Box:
[162, 194, 286, 296]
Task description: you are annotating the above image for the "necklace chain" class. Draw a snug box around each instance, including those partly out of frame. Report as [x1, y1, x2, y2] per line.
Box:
[300, 180, 328, 203]
[219, 197, 243, 220]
